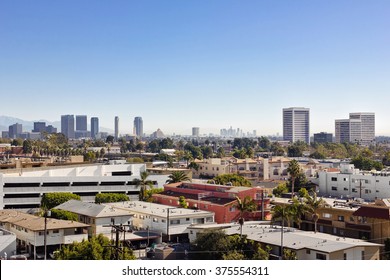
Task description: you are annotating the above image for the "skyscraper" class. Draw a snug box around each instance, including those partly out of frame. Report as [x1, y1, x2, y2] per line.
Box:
[283, 107, 310, 143]
[76, 115, 88, 131]
[115, 116, 119, 141]
[33, 122, 46, 133]
[61, 115, 75, 139]
[134, 117, 143, 138]
[192, 127, 200, 137]
[8, 123, 22, 139]
[91, 117, 99, 139]
[335, 113, 375, 145]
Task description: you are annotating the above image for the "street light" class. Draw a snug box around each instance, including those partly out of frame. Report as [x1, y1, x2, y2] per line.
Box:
[43, 210, 51, 260]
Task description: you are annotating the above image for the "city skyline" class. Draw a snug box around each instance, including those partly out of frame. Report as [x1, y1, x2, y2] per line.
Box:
[1, 1, 389, 135]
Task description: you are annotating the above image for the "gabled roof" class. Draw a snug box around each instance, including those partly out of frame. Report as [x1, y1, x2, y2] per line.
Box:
[54, 200, 133, 218]
[0, 210, 89, 231]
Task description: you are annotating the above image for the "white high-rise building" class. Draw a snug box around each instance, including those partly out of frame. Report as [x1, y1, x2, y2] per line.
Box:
[114, 116, 119, 141]
[283, 107, 310, 143]
[335, 113, 375, 145]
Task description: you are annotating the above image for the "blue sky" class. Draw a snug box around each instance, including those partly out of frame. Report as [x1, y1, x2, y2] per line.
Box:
[1, 1, 389, 135]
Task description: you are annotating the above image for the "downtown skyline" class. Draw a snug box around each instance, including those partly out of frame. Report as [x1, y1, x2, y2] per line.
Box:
[1, 1, 389, 135]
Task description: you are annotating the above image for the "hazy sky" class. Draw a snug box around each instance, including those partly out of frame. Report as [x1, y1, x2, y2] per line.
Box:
[1, 1, 389, 135]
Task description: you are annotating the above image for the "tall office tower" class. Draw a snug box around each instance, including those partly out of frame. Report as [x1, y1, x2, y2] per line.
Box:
[115, 116, 119, 141]
[76, 115, 88, 131]
[192, 127, 200, 137]
[61, 115, 75, 139]
[350, 113, 375, 145]
[134, 117, 143, 138]
[8, 123, 22, 139]
[335, 119, 361, 144]
[91, 117, 99, 139]
[283, 107, 310, 143]
[33, 122, 46, 133]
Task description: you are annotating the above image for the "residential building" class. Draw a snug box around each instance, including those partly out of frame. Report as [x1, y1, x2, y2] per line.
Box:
[61, 115, 75, 139]
[152, 182, 271, 224]
[108, 200, 215, 242]
[134, 116, 143, 138]
[91, 117, 99, 139]
[0, 228, 16, 258]
[316, 164, 390, 200]
[8, 123, 22, 139]
[283, 107, 310, 144]
[114, 116, 119, 141]
[268, 156, 291, 180]
[54, 200, 133, 238]
[0, 210, 89, 259]
[192, 158, 230, 179]
[192, 127, 200, 137]
[0, 164, 169, 210]
[313, 132, 333, 143]
[228, 224, 381, 260]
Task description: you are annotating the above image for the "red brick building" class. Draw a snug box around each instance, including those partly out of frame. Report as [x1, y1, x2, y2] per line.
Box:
[152, 182, 271, 224]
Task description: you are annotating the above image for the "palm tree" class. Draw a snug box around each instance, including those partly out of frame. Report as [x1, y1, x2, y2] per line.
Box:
[165, 171, 190, 184]
[287, 159, 301, 199]
[235, 195, 257, 238]
[289, 198, 309, 229]
[271, 204, 292, 259]
[133, 171, 153, 201]
[305, 192, 326, 233]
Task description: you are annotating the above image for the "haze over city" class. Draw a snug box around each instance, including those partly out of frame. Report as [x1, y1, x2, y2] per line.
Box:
[1, 1, 389, 135]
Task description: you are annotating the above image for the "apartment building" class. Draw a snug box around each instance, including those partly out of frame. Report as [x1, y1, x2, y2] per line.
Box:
[0, 210, 89, 259]
[152, 182, 271, 224]
[317, 164, 390, 200]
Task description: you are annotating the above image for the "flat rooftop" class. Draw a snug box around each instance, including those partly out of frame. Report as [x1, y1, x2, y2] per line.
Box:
[106, 201, 214, 218]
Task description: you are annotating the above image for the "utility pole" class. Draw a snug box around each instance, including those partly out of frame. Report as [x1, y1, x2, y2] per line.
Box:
[43, 210, 51, 260]
[103, 219, 132, 260]
[166, 208, 175, 242]
[355, 178, 366, 199]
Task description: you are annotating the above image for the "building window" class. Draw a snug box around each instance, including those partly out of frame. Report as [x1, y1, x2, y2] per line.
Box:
[352, 188, 358, 193]
[306, 249, 311, 254]
[365, 189, 371, 194]
[323, 213, 332, 218]
[365, 180, 370, 184]
[344, 253, 347, 260]
[361, 251, 365, 260]
[338, 215, 344, 222]
[331, 177, 337, 181]
[331, 186, 337, 191]
[350, 216, 354, 222]
[186, 218, 190, 221]
[343, 178, 348, 182]
[161, 219, 166, 223]
[170, 219, 180, 225]
[153, 218, 158, 222]
[53, 229, 59, 234]
[229, 206, 236, 212]
[316, 253, 326, 260]
[344, 188, 348, 191]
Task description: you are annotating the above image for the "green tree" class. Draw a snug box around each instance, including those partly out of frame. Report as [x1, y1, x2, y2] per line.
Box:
[193, 229, 231, 260]
[235, 195, 257, 237]
[133, 171, 153, 201]
[287, 159, 301, 198]
[50, 209, 78, 221]
[22, 140, 33, 154]
[54, 234, 136, 260]
[95, 193, 129, 204]
[166, 171, 190, 184]
[84, 151, 96, 162]
[272, 182, 288, 197]
[222, 250, 245, 260]
[209, 174, 252, 187]
[41, 193, 81, 209]
[178, 196, 188, 208]
[305, 192, 326, 233]
[216, 147, 225, 158]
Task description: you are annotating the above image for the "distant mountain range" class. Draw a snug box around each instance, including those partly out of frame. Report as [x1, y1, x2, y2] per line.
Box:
[0, 115, 113, 133]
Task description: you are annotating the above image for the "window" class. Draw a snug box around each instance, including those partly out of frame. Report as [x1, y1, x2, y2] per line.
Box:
[343, 178, 348, 182]
[186, 218, 190, 221]
[306, 249, 311, 254]
[229, 206, 236, 212]
[344, 253, 347, 260]
[365, 180, 370, 184]
[161, 219, 166, 223]
[331, 177, 337, 181]
[153, 218, 158, 222]
[338, 215, 344, 222]
[331, 186, 337, 191]
[344, 188, 348, 191]
[365, 189, 371, 194]
[323, 213, 332, 218]
[350, 216, 354, 222]
[316, 253, 326, 260]
[53, 229, 59, 234]
[170, 219, 180, 225]
[361, 251, 365, 260]
[352, 188, 358, 193]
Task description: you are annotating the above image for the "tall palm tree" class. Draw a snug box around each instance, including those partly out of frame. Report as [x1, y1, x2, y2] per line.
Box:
[287, 159, 301, 199]
[289, 198, 309, 229]
[165, 171, 190, 184]
[133, 171, 153, 201]
[305, 192, 326, 233]
[271, 204, 292, 259]
[235, 195, 257, 238]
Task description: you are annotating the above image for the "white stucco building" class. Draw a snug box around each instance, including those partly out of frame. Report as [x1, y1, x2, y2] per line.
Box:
[317, 164, 390, 201]
[0, 164, 169, 210]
